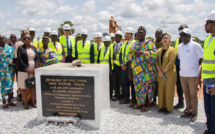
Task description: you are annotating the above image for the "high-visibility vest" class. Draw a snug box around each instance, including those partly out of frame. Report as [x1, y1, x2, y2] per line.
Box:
[75, 40, 91, 61]
[174, 38, 180, 54]
[93, 42, 104, 53]
[59, 35, 75, 57]
[32, 39, 38, 49]
[48, 42, 63, 63]
[115, 40, 135, 66]
[82, 41, 98, 63]
[202, 34, 215, 79]
[99, 46, 110, 64]
[109, 43, 115, 70]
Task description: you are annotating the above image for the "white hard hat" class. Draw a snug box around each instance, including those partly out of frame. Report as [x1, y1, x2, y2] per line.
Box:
[115, 31, 123, 37]
[44, 28, 51, 33]
[81, 30, 88, 35]
[63, 24, 71, 30]
[50, 30, 58, 35]
[207, 10, 215, 21]
[109, 33, 115, 38]
[125, 27, 134, 34]
[29, 27, 35, 32]
[103, 36, 111, 41]
[94, 32, 102, 37]
[181, 28, 192, 35]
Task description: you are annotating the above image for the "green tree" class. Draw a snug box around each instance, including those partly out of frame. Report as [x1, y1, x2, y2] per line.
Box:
[146, 37, 154, 40]
[192, 36, 204, 47]
[58, 21, 75, 36]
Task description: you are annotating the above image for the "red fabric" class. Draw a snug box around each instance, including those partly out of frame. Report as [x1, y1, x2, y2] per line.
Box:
[97, 44, 99, 52]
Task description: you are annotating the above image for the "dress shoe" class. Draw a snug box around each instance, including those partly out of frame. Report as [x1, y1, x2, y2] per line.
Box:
[174, 103, 184, 109]
[180, 112, 193, 118]
[119, 100, 129, 104]
[203, 130, 210, 134]
[190, 114, 197, 122]
[128, 102, 135, 108]
[158, 108, 167, 113]
[164, 110, 171, 115]
[110, 97, 117, 101]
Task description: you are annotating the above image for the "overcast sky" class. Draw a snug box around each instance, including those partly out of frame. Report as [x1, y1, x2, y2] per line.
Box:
[0, 0, 214, 40]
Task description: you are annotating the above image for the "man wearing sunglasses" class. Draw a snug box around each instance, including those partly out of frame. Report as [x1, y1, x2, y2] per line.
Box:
[197, 10, 215, 134]
[173, 24, 188, 109]
[59, 24, 75, 63]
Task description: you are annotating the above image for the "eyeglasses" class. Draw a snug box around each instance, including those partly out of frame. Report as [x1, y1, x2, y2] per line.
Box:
[10, 37, 16, 39]
[23, 37, 31, 40]
[178, 28, 183, 30]
[162, 37, 169, 40]
[65, 30, 70, 31]
[205, 21, 215, 25]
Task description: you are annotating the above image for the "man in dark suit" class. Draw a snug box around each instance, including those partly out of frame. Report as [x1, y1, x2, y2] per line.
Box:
[110, 31, 123, 101]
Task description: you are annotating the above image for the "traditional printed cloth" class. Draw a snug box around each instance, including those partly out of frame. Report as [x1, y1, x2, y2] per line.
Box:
[153, 40, 163, 49]
[38, 48, 58, 67]
[0, 44, 14, 99]
[128, 40, 158, 105]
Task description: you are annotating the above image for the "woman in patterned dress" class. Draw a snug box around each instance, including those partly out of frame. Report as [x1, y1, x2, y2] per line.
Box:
[128, 26, 158, 112]
[0, 34, 16, 108]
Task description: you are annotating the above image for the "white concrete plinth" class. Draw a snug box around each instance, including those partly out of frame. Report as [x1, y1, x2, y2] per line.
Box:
[36, 63, 110, 128]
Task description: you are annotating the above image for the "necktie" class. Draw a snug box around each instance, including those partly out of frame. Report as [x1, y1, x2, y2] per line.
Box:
[114, 44, 118, 56]
[104, 47, 108, 57]
[83, 41, 85, 48]
[97, 43, 99, 51]
[66, 37, 70, 49]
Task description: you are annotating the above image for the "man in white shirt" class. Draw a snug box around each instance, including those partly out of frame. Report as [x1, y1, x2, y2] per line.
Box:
[177, 28, 203, 122]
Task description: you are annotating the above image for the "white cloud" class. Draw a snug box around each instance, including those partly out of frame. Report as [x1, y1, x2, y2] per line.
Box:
[54, 5, 77, 15]
[4, 19, 61, 38]
[99, 10, 113, 21]
[2, 0, 214, 40]
[13, 0, 57, 16]
[0, 12, 10, 19]
[82, 0, 96, 14]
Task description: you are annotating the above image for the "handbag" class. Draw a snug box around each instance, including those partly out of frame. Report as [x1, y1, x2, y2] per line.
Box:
[25, 73, 35, 88]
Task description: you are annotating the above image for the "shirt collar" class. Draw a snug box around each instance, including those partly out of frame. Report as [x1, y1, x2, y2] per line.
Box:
[182, 40, 192, 46]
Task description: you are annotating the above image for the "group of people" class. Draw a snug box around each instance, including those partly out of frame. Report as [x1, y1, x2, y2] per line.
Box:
[0, 10, 215, 134]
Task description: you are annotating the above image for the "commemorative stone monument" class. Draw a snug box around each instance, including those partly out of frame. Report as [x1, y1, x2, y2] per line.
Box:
[36, 63, 110, 128]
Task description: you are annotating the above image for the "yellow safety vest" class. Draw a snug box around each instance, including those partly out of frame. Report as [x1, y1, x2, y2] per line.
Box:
[32, 39, 38, 49]
[81, 41, 98, 63]
[93, 42, 104, 53]
[115, 40, 135, 66]
[109, 43, 118, 70]
[48, 42, 63, 63]
[202, 34, 215, 79]
[75, 40, 91, 61]
[174, 38, 180, 54]
[99, 46, 110, 64]
[59, 35, 75, 57]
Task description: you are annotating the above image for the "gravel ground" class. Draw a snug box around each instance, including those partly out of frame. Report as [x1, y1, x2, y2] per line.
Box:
[0, 83, 207, 134]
